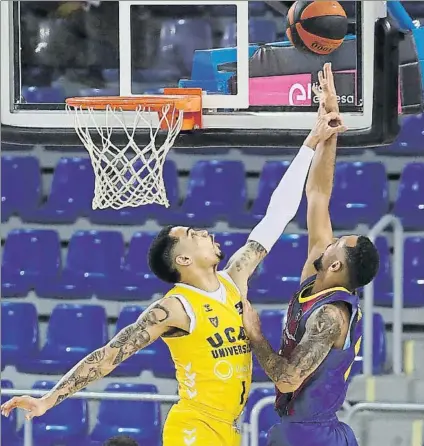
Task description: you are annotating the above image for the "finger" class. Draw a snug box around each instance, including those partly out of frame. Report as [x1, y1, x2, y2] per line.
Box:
[324, 112, 341, 122]
[318, 70, 324, 86]
[25, 412, 34, 421]
[335, 125, 348, 133]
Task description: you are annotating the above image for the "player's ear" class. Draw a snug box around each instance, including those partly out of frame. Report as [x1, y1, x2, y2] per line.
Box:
[175, 255, 192, 267]
[329, 260, 342, 273]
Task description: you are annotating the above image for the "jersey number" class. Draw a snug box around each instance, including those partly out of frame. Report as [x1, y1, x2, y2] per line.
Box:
[239, 381, 246, 405]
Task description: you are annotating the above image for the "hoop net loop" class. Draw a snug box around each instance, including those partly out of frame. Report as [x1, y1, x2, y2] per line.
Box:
[65, 89, 202, 210]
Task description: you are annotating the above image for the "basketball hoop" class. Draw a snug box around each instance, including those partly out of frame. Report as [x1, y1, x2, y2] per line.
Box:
[65, 88, 202, 210]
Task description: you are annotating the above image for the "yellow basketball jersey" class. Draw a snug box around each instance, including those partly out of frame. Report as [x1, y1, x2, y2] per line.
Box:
[162, 271, 252, 423]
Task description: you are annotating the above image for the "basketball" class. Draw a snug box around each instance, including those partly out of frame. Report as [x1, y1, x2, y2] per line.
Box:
[286, 1, 348, 55]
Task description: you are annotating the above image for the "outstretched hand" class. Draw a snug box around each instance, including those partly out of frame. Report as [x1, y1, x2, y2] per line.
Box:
[241, 295, 262, 342]
[1, 395, 50, 421]
[310, 109, 347, 142]
[313, 62, 339, 114]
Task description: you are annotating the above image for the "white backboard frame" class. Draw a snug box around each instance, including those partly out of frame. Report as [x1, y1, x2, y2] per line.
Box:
[1, 1, 385, 131]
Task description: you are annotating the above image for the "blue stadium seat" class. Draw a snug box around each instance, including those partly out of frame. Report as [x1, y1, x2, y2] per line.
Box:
[245, 387, 280, 446]
[101, 231, 168, 301]
[1, 302, 38, 369]
[91, 383, 161, 444]
[22, 85, 66, 103]
[1, 156, 41, 222]
[394, 163, 424, 230]
[404, 237, 424, 307]
[20, 304, 108, 374]
[249, 19, 277, 44]
[31, 380, 88, 446]
[350, 312, 386, 378]
[215, 232, 248, 262]
[139, 19, 212, 82]
[2, 229, 61, 298]
[152, 338, 176, 378]
[181, 161, 247, 226]
[1, 380, 21, 446]
[90, 160, 179, 225]
[249, 235, 307, 303]
[328, 162, 389, 229]
[376, 114, 424, 155]
[27, 158, 94, 223]
[77, 87, 120, 97]
[373, 237, 394, 307]
[253, 310, 286, 381]
[249, 1, 267, 15]
[231, 161, 289, 228]
[109, 306, 156, 377]
[40, 231, 124, 300]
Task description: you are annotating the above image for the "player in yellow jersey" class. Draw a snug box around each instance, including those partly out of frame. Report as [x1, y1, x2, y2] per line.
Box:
[1, 105, 346, 446]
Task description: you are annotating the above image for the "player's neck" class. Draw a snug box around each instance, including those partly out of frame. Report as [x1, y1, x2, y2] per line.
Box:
[311, 274, 338, 294]
[179, 267, 220, 292]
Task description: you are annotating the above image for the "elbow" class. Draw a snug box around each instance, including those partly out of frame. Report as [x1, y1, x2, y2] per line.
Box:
[275, 375, 303, 394]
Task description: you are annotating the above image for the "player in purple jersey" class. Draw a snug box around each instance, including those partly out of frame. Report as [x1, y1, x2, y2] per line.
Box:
[242, 63, 380, 446]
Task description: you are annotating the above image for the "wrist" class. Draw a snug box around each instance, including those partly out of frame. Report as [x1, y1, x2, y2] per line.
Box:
[304, 133, 320, 150]
[40, 393, 57, 409]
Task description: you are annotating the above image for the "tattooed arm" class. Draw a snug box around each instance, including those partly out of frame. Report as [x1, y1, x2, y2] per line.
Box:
[224, 241, 267, 292]
[244, 301, 349, 393]
[1, 297, 189, 419]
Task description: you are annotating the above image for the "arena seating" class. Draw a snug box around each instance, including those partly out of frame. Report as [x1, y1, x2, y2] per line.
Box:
[1, 380, 20, 446]
[90, 383, 161, 445]
[31, 380, 88, 446]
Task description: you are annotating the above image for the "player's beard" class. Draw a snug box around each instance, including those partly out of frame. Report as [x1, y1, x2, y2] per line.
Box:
[217, 250, 225, 261]
[313, 253, 324, 271]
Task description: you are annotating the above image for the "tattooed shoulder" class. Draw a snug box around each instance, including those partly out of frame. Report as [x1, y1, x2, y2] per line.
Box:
[305, 303, 347, 341]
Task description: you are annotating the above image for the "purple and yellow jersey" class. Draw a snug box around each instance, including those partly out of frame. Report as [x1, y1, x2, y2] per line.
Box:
[275, 275, 363, 422]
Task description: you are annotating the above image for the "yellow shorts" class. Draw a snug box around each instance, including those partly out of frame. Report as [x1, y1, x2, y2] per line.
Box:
[163, 403, 242, 446]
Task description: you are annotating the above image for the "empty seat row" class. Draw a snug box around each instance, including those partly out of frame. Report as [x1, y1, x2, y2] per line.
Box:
[1, 302, 386, 380]
[2, 229, 423, 306]
[2, 157, 423, 229]
[1, 380, 160, 446]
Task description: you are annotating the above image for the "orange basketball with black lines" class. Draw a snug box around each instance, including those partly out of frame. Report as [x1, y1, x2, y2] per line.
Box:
[286, 1, 348, 55]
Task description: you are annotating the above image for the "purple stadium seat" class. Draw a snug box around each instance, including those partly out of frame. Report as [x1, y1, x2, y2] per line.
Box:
[394, 163, 424, 230]
[181, 160, 247, 226]
[350, 312, 386, 378]
[2, 229, 61, 298]
[1, 380, 21, 446]
[22, 85, 66, 103]
[31, 380, 88, 446]
[253, 310, 286, 381]
[27, 157, 94, 223]
[222, 22, 237, 48]
[39, 231, 124, 300]
[101, 231, 168, 301]
[401, 1, 424, 19]
[373, 237, 394, 307]
[91, 383, 161, 444]
[326, 162, 388, 229]
[215, 232, 248, 262]
[245, 387, 280, 446]
[375, 114, 424, 155]
[249, 234, 307, 303]
[20, 304, 108, 374]
[90, 160, 179, 225]
[1, 156, 41, 222]
[249, 19, 277, 44]
[404, 237, 424, 307]
[1, 302, 38, 369]
[109, 306, 156, 377]
[231, 161, 290, 228]
[139, 19, 212, 82]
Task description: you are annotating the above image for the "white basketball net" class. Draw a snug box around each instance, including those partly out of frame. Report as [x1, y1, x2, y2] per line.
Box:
[66, 103, 184, 210]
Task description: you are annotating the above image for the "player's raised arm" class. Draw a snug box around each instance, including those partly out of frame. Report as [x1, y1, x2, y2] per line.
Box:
[300, 63, 345, 283]
[1, 297, 190, 420]
[242, 298, 349, 393]
[225, 110, 346, 292]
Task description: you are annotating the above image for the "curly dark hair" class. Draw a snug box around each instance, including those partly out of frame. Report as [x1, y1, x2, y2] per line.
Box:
[103, 436, 139, 446]
[148, 226, 181, 284]
[344, 236, 380, 290]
